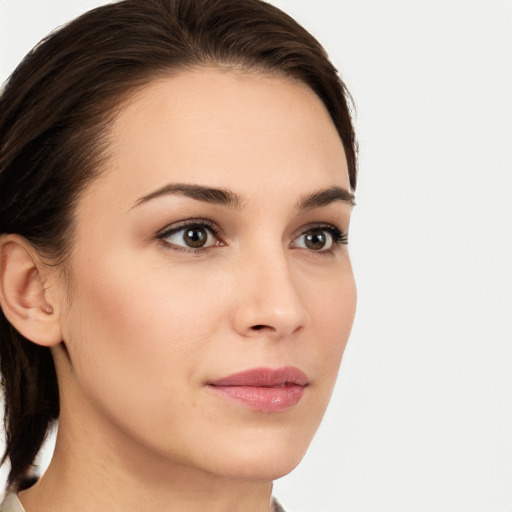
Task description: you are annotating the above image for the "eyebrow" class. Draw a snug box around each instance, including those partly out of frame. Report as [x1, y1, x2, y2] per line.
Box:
[133, 183, 355, 211]
[296, 186, 356, 210]
[133, 183, 244, 210]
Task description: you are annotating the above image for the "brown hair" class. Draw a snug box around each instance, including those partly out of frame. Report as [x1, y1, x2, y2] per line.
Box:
[0, 0, 357, 486]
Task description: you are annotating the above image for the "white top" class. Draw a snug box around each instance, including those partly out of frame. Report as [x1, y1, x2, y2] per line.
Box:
[0, 493, 25, 512]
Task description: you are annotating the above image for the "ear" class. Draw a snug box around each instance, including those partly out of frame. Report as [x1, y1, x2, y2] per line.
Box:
[0, 234, 62, 347]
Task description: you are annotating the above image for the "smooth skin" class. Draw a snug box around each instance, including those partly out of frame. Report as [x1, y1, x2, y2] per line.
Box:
[1, 68, 356, 512]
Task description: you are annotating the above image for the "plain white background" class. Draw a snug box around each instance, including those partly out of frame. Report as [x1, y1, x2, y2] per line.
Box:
[1, 1, 511, 511]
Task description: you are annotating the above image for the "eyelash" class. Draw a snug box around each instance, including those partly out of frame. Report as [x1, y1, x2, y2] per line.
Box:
[295, 223, 349, 250]
[156, 219, 348, 255]
[157, 219, 223, 254]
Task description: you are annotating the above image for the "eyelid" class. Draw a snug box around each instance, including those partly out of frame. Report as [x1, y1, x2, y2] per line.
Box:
[290, 223, 349, 250]
[155, 218, 348, 255]
[157, 218, 222, 238]
[156, 218, 225, 252]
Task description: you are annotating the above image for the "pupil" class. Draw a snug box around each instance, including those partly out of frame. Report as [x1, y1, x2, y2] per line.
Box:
[305, 230, 326, 250]
[184, 228, 207, 248]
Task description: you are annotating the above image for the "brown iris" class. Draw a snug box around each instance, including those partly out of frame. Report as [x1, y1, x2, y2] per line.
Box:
[304, 229, 327, 250]
[184, 227, 208, 248]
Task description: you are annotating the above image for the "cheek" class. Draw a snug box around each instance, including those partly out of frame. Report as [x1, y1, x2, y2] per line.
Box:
[59, 255, 223, 407]
[307, 265, 356, 376]
[55, 244, 355, 477]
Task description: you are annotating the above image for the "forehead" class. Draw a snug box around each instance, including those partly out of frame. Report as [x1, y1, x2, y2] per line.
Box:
[86, 68, 349, 207]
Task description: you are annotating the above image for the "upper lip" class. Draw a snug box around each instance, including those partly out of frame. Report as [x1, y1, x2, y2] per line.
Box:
[208, 366, 309, 387]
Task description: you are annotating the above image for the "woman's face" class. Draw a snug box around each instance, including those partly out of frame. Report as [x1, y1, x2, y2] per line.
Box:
[54, 68, 356, 481]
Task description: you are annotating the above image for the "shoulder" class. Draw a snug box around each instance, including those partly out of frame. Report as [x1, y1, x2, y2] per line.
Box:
[0, 493, 25, 512]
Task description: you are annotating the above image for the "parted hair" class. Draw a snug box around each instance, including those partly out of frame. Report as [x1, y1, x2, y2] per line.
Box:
[0, 0, 357, 486]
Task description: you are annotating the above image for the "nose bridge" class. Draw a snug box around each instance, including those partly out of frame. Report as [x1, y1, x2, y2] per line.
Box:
[233, 242, 309, 337]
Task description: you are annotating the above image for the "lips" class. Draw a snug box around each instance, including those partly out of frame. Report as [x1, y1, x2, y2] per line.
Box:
[207, 366, 309, 412]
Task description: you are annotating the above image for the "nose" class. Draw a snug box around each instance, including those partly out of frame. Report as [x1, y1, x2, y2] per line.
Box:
[231, 251, 310, 339]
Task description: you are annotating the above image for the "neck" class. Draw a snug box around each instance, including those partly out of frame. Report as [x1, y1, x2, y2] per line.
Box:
[19, 384, 274, 512]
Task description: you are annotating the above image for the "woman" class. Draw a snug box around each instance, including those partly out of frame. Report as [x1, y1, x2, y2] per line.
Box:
[0, 0, 357, 510]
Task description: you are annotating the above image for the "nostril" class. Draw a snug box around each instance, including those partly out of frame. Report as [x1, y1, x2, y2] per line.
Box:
[251, 324, 272, 331]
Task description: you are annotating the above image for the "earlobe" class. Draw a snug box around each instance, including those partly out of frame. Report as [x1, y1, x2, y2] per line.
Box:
[0, 234, 62, 347]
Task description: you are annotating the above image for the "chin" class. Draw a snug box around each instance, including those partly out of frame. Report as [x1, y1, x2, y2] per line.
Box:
[196, 428, 314, 482]
[216, 452, 306, 482]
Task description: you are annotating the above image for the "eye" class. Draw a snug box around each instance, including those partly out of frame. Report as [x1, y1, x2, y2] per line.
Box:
[292, 225, 348, 252]
[158, 221, 223, 251]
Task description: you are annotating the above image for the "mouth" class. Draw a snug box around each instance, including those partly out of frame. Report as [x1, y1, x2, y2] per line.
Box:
[206, 366, 309, 412]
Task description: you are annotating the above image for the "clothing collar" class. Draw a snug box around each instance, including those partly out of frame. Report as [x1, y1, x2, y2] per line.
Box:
[0, 493, 25, 512]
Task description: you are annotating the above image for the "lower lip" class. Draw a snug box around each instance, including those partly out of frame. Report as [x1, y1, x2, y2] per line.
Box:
[208, 384, 306, 412]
